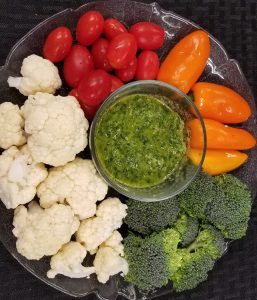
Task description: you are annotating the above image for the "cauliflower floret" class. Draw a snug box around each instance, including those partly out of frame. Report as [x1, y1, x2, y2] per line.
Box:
[13, 201, 79, 260]
[21, 92, 89, 166]
[7, 54, 61, 96]
[76, 198, 127, 253]
[37, 158, 108, 219]
[0, 102, 26, 149]
[93, 246, 128, 284]
[0, 146, 47, 209]
[47, 242, 95, 279]
[101, 230, 124, 256]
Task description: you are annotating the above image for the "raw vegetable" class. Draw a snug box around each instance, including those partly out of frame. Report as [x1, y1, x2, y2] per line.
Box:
[0, 102, 26, 149]
[129, 21, 165, 50]
[69, 88, 79, 98]
[0, 146, 47, 209]
[37, 158, 108, 220]
[179, 172, 252, 239]
[107, 33, 137, 69]
[63, 45, 94, 88]
[101, 231, 124, 256]
[43, 26, 73, 62]
[124, 197, 180, 235]
[174, 214, 199, 247]
[91, 38, 113, 72]
[135, 50, 160, 80]
[115, 57, 137, 82]
[47, 242, 95, 279]
[188, 118, 256, 150]
[157, 30, 210, 94]
[21, 92, 89, 167]
[192, 82, 251, 123]
[110, 75, 124, 93]
[77, 69, 111, 107]
[12, 201, 79, 260]
[104, 18, 127, 40]
[76, 198, 127, 254]
[8, 54, 61, 96]
[76, 10, 104, 46]
[170, 225, 225, 292]
[188, 148, 248, 175]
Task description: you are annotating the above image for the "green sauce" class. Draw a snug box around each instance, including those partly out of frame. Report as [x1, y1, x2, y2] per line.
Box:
[95, 94, 187, 188]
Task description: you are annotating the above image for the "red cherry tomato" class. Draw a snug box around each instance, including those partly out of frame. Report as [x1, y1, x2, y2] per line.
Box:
[110, 75, 124, 93]
[116, 57, 137, 82]
[135, 50, 160, 80]
[91, 38, 112, 72]
[107, 33, 137, 69]
[104, 18, 127, 40]
[69, 89, 79, 98]
[77, 70, 112, 107]
[63, 45, 94, 88]
[76, 10, 104, 46]
[83, 104, 99, 120]
[129, 22, 165, 50]
[43, 26, 72, 62]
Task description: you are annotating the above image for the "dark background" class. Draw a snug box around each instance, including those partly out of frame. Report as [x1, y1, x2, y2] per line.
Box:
[0, 0, 256, 299]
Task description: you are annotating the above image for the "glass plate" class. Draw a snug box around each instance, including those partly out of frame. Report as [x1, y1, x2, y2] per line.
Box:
[0, 1, 256, 299]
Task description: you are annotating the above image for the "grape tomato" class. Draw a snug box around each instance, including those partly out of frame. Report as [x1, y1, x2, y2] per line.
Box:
[91, 38, 112, 72]
[104, 18, 128, 40]
[135, 50, 160, 80]
[116, 57, 137, 82]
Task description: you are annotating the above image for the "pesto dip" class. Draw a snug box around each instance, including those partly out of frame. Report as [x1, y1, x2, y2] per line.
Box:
[94, 93, 187, 188]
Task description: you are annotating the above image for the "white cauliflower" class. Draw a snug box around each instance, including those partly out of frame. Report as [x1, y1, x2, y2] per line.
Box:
[76, 198, 127, 253]
[0, 146, 47, 209]
[0, 102, 26, 149]
[21, 92, 89, 166]
[47, 242, 95, 279]
[7, 54, 61, 96]
[101, 230, 124, 256]
[37, 158, 108, 220]
[93, 246, 128, 284]
[13, 201, 79, 260]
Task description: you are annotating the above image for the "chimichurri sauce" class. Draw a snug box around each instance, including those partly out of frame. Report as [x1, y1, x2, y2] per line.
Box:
[95, 94, 187, 188]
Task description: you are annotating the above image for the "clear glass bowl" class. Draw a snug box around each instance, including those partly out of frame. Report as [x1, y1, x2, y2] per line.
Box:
[90, 80, 206, 202]
[0, 0, 256, 299]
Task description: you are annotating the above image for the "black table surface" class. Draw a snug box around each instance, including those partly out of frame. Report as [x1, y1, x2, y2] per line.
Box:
[0, 0, 256, 299]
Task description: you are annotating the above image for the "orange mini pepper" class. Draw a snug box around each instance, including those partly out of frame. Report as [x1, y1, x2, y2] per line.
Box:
[157, 30, 210, 94]
[188, 118, 256, 150]
[191, 82, 251, 123]
[188, 148, 248, 175]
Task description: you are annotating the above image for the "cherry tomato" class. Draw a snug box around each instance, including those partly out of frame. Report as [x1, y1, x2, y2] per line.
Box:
[63, 45, 94, 88]
[135, 50, 160, 80]
[69, 89, 79, 98]
[104, 18, 127, 40]
[76, 10, 104, 46]
[43, 26, 72, 62]
[91, 38, 112, 72]
[115, 57, 137, 82]
[107, 33, 137, 69]
[77, 70, 112, 107]
[83, 104, 99, 120]
[129, 22, 165, 50]
[110, 75, 124, 93]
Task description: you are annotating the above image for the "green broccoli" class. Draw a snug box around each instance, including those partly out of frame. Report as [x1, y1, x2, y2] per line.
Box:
[179, 172, 252, 240]
[124, 197, 180, 235]
[175, 213, 199, 246]
[206, 174, 252, 239]
[179, 172, 217, 219]
[124, 228, 180, 291]
[171, 225, 226, 292]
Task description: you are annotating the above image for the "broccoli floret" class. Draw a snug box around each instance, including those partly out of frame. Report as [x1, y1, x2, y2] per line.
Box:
[179, 172, 217, 219]
[171, 250, 215, 292]
[206, 174, 252, 239]
[175, 213, 199, 246]
[124, 228, 180, 292]
[124, 197, 180, 235]
[171, 225, 226, 292]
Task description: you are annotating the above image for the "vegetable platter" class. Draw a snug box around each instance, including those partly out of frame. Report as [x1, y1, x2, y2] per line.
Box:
[0, 1, 256, 299]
